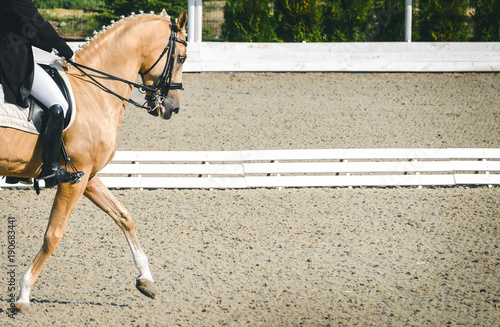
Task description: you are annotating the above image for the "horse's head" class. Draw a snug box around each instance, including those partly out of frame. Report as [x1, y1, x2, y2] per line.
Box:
[140, 10, 188, 119]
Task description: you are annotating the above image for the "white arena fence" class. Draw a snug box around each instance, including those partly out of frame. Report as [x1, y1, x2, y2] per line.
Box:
[34, 42, 500, 73]
[2, 148, 498, 189]
[182, 42, 500, 73]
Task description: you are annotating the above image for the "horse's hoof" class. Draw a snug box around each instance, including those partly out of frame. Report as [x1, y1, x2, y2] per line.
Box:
[136, 279, 156, 299]
[14, 301, 30, 315]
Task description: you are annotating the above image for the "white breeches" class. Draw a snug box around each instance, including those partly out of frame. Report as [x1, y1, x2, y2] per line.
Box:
[31, 63, 69, 117]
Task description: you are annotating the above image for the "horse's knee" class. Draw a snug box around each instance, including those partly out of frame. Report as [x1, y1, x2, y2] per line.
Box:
[116, 212, 135, 232]
[42, 231, 64, 254]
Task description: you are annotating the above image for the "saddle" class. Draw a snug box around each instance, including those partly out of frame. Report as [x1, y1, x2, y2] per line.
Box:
[28, 63, 74, 133]
[0, 61, 76, 135]
[1, 61, 77, 187]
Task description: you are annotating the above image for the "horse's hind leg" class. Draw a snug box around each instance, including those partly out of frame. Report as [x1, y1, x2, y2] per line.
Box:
[84, 176, 155, 299]
[15, 181, 87, 312]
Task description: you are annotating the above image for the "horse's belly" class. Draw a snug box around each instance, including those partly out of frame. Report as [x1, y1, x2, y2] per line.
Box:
[0, 127, 42, 176]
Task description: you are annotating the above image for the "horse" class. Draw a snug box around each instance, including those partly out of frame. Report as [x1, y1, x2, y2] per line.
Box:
[0, 9, 188, 312]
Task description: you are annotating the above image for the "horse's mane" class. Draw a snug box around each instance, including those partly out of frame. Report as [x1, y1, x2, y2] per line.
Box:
[77, 11, 171, 55]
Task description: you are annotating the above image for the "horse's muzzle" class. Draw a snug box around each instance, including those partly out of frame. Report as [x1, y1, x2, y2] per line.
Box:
[147, 96, 180, 119]
[159, 106, 179, 120]
[159, 97, 180, 120]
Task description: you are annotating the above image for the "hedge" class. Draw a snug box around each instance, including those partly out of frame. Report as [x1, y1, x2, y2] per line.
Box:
[223, 0, 500, 42]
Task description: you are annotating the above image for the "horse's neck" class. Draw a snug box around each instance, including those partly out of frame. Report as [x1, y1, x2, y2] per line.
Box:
[75, 18, 156, 102]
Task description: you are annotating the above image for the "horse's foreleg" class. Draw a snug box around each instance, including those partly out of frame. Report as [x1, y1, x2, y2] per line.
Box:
[84, 176, 155, 299]
[15, 181, 87, 311]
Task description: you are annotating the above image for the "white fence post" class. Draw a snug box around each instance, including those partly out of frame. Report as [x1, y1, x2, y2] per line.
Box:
[187, 0, 203, 42]
[195, 0, 203, 42]
[405, 0, 412, 42]
[188, 0, 195, 42]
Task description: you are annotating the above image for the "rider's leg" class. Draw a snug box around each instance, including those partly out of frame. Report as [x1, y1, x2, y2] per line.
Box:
[31, 63, 69, 116]
[31, 63, 83, 188]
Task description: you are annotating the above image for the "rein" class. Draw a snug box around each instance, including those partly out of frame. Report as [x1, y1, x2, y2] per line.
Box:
[67, 17, 187, 113]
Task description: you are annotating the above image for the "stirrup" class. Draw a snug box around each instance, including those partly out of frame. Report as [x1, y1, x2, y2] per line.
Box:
[42, 167, 84, 188]
[70, 171, 85, 185]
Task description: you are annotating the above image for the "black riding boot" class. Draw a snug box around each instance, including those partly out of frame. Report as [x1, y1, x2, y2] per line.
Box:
[42, 104, 83, 188]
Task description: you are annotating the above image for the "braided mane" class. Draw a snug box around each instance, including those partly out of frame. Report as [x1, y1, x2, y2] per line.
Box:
[77, 10, 171, 53]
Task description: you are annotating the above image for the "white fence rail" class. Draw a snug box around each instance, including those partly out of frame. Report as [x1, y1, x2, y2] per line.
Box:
[2, 149, 499, 189]
[98, 148, 500, 188]
[183, 42, 500, 72]
[34, 42, 500, 73]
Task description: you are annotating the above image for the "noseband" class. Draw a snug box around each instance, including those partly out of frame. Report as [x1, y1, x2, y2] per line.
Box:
[67, 17, 187, 114]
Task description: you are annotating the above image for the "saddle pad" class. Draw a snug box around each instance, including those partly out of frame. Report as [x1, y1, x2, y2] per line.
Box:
[0, 61, 76, 135]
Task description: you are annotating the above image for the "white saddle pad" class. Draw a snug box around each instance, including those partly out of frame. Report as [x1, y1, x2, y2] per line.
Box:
[0, 61, 76, 135]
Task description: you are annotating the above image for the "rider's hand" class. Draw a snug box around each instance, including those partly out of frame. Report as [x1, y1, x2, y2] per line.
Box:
[64, 54, 75, 69]
[54, 48, 74, 68]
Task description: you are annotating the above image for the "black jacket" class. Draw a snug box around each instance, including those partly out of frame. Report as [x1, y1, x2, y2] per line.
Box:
[0, 0, 73, 107]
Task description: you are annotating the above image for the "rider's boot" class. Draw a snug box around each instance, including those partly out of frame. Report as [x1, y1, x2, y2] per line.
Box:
[41, 104, 83, 188]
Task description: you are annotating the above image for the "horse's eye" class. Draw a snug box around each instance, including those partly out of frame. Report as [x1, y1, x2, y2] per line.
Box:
[178, 55, 187, 64]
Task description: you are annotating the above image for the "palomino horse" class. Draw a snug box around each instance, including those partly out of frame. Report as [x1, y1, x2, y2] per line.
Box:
[0, 10, 188, 311]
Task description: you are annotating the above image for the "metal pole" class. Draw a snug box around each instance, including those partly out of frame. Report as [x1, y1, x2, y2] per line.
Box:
[194, 0, 203, 42]
[405, 0, 412, 42]
[188, 0, 195, 42]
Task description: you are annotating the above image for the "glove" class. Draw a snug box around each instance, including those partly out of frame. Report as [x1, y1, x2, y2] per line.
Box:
[65, 54, 75, 69]
[54, 46, 74, 62]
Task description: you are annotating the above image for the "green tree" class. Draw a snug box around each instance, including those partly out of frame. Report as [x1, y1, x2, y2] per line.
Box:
[322, 0, 406, 42]
[102, 0, 187, 21]
[222, 0, 278, 42]
[273, 0, 323, 42]
[416, 0, 471, 41]
[322, 0, 375, 42]
[33, 1, 105, 10]
[366, 0, 406, 41]
[472, 0, 500, 41]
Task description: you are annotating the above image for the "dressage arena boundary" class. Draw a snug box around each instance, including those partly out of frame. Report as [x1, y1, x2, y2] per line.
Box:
[34, 42, 500, 72]
[182, 42, 500, 72]
[95, 148, 500, 188]
[3, 148, 498, 189]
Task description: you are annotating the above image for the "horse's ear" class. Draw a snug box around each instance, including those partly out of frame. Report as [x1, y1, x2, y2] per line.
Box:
[160, 9, 168, 17]
[177, 10, 187, 31]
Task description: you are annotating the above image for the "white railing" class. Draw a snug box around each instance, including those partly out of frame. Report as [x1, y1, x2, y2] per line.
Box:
[33, 41, 500, 72]
[182, 42, 500, 72]
[98, 148, 500, 188]
[2, 149, 499, 189]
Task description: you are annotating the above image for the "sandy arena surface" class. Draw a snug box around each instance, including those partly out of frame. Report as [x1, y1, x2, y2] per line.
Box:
[1, 72, 499, 326]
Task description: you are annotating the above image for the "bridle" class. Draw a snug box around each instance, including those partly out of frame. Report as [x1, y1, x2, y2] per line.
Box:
[67, 17, 187, 116]
[140, 17, 187, 116]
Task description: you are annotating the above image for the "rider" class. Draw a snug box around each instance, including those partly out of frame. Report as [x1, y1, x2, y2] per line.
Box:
[0, 0, 83, 188]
